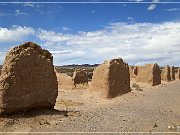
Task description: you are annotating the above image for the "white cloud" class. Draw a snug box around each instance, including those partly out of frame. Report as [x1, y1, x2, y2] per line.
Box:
[1, 21, 180, 66]
[15, 10, 28, 16]
[128, 0, 144, 2]
[147, 0, 159, 11]
[62, 27, 70, 32]
[0, 26, 35, 42]
[165, 8, 180, 12]
[22, 3, 34, 8]
[147, 4, 156, 11]
[91, 10, 97, 14]
[0, 12, 7, 17]
[127, 17, 134, 21]
[36, 22, 180, 66]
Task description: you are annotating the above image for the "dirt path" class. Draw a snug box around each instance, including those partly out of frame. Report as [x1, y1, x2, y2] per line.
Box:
[0, 81, 180, 134]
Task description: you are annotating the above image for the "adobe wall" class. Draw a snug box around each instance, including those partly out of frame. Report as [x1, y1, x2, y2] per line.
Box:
[90, 58, 130, 98]
[170, 66, 175, 80]
[161, 65, 171, 82]
[136, 64, 161, 86]
[0, 42, 58, 113]
[72, 70, 88, 84]
[56, 73, 74, 90]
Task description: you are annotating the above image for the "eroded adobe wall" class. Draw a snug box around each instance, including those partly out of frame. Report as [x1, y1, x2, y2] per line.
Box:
[56, 73, 74, 90]
[136, 64, 161, 86]
[133, 66, 141, 76]
[90, 58, 130, 98]
[170, 66, 175, 80]
[161, 65, 171, 82]
[129, 66, 136, 79]
[175, 68, 180, 80]
[72, 70, 88, 84]
[0, 42, 58, 113]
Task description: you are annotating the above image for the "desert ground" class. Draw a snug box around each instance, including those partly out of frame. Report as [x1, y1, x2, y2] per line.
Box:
[0, 79, 179, 134]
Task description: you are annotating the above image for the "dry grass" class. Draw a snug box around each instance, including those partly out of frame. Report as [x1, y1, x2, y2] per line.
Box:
[74, 83, 89, 89]
[132, 83, 143, 91]
[57, 99, 83, 111]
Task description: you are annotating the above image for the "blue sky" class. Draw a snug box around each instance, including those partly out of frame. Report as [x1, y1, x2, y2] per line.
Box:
[1, 0, 180, 66]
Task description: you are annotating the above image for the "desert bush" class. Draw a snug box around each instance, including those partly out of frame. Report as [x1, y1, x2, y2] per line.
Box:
[132, 83, 143, 91]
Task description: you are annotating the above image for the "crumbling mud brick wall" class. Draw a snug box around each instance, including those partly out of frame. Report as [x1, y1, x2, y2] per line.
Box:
[72, 70, 88, 84]
[0, 42, 58, 113]
[129, 66, 136, 79]
[56, 73, 74, 90]
[90, 58, 130, 98]
[175, 68, 180, 80]
[136, 64, 161, 86]
[161, 65, 171, 82]
[170, 66, 175, 80]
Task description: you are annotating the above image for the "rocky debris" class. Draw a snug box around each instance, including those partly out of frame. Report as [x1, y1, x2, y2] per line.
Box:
[170, 66, 175, 80]
[72, 70, 88, 85]
[136, 63, 161, 86]
[175, 68, 180, 80]
[129, 66, 136, 79]
[161, 65, 171, 82]
[56, 73, 74, 90]
[0, 69, 1, 76]
[0, 42, 58, 113]
[90, 58, 130, 98]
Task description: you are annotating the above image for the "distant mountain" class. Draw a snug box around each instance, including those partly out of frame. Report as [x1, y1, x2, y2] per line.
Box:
[56, 64, 99, 69]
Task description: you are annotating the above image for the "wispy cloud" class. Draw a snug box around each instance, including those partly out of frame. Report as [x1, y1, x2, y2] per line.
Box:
[147, 0, 159, 11]
[15, 10, 28, 16]
[128, 0, 144, 2]
[62, 27, 70, 32]
[147, 4, 156, 11]
[0, 12, 8, 17]
[127, 17, 134, 21]
[91, 10, 97, 14]
[22, 3, 35, 8]
[165, 8, 180, 12]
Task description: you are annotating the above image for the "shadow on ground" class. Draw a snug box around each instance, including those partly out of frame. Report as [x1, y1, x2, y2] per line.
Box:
[0, 108, 80, 118]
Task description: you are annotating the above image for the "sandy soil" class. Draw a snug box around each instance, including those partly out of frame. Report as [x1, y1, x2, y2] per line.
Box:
[0, 80, 180, 134]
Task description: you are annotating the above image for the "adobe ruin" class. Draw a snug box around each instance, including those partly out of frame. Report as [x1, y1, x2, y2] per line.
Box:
[72, 70, 88, 85]
[161, 65, 171, 82]
[90, 58, 130, 98]
[136, 63, 161, 86]
[0, 42, 58, 113]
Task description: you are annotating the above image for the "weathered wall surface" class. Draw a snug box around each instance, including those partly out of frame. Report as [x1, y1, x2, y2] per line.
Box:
[175, 68, 180, 80]
[90, 58, 130, 98]
[161, 65, 171, 82]
[170, 66, 175, 80]
[0, 42, 58, 113]
[72, 70, 88, 84]
[56, 73, 74, 90]
[129, 66, 136, 79]
[136, 64, 161, 86]
[133, 66, 141, 76]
